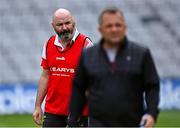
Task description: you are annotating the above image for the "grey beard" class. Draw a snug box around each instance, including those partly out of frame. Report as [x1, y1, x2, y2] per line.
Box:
[59, 32, 72, 41]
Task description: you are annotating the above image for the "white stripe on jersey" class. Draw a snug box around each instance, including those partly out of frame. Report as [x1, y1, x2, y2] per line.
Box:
[85, 38, 93, 48]
[42, 42, 47, 59]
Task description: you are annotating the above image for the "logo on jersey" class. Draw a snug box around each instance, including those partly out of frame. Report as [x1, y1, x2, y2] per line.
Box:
[50, 67, 75, 73]
[56, 57, 65, 60]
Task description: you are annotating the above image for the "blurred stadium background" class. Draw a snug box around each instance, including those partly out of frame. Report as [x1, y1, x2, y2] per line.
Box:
[0, 0, 180, 126]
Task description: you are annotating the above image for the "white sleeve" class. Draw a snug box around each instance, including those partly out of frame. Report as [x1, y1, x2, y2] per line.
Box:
[84, 38, 93, 48]
[42, 42, 47, 59]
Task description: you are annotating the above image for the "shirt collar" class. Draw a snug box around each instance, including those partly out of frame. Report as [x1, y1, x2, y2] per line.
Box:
[54, 28, 79, 47]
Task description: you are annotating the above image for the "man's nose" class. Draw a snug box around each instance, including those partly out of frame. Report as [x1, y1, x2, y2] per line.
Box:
[111, 25, 118, 32]
[62, 24, 67, 30]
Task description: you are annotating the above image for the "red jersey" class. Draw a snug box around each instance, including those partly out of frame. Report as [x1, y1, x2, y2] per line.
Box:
[41, 30, 93, 116]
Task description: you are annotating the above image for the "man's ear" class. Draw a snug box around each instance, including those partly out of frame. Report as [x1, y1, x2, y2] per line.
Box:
[124, 24, 127, 33]
[51, 22, 54, 28]
[73, 21, 76, 28]
[51, 23, 56, 33]
[72, 16, 76, 26]
[98, 26, 102, 34]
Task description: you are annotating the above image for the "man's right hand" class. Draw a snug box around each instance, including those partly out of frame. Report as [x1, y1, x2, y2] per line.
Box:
[33, 107, 43, 125]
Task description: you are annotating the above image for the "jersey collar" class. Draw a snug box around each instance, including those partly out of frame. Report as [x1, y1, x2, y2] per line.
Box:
[54, 28, 79, 48]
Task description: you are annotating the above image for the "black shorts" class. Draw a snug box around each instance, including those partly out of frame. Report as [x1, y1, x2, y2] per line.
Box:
[43, 112, 88, 127]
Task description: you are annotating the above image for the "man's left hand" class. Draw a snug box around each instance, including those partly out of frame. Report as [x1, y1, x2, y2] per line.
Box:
[140, 114, 155, 128]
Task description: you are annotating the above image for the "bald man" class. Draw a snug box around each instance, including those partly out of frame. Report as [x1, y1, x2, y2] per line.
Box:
[33, 8, 93, 127]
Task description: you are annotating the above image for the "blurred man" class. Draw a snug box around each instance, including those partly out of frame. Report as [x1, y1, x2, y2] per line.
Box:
[33, 8, 93, 127]
[68, 7, 160, 127]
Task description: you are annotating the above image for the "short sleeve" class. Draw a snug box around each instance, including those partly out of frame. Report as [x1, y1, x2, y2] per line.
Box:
[83, 38, 93, 48]
[41, 58, 49, 69]
[40, 42, 49, 69]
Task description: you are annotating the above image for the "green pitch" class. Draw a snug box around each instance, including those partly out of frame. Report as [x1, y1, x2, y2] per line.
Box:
[0, 110, 180, 127]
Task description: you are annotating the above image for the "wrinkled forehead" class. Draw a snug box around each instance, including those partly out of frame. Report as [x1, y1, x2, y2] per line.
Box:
[52, 12, 74, 24]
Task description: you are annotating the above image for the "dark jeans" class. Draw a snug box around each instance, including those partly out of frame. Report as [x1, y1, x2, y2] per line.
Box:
[43, 112, 88, 127]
